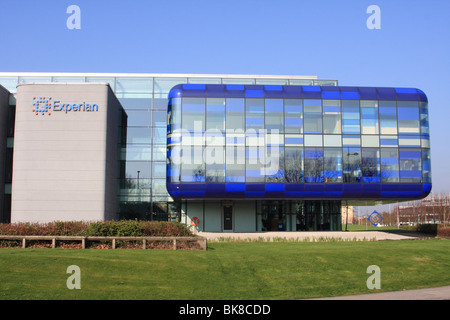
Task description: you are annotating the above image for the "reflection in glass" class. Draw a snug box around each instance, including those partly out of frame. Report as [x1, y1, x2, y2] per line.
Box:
[323, 100, 341, 134]
[284, 99, 303, 134]
[304, 148, 323, 183]
[324, 148, 342, 182]
[343, 148, 361, 183]
[381, 148, 399, 182]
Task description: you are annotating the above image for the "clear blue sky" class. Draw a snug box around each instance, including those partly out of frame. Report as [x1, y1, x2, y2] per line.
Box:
[1, 0, 449, 195]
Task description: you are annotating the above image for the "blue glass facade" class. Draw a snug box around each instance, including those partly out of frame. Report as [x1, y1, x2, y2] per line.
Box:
[167, 84, 431, 202]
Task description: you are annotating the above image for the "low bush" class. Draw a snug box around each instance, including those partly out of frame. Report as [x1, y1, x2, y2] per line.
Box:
[416, 224, 438, 235]
[437, 226, 450, 238]
[0, 220, 194, 237]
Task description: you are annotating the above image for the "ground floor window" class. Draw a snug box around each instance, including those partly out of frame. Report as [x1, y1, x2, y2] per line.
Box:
[256, 200, 342, 231]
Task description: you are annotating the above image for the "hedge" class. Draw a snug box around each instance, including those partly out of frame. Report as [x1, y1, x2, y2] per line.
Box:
[0, 220, 194, 237]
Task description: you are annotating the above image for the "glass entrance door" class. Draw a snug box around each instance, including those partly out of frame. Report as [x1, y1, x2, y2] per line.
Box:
[223, 204, 233, 231]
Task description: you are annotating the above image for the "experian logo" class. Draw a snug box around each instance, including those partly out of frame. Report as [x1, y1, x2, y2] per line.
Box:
[32, 96, 98, 115]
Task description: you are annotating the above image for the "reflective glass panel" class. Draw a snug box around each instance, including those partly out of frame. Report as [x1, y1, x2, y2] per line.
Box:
[324, 148, 342, 182]
[399, 148, 422, 183]
[420, 101, 429, 135]
[246, 147, 265, 182]
[303, 99, 322, 133]
[226, 146, 245, 182]
[304, 147, 323, 183]
[343, 148, 361, 183]
[246, 98, 264, 131]
[284, 99, 303, 134]
[342, 100, 360, 134]
[397, 101, 420, 134]
[265, 146, 284, 182]
[265, 99, 284, 133]
[422, 148, 432, 183]
[360, 100, 379, 134]
[116, 77, 153, 93]
[285, 147, 303, 183]
[182, 98, 205, 132]
[206, 98, 225, 132]
[361, 148, 380, 182]
[154, 78, 187, 94]
[379, 101, 397, 134]
[323, 100, 341, 134]
[226, 98, 245, 131]
[381, 148, 399, 182]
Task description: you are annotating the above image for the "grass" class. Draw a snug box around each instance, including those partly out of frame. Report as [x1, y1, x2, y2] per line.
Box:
[0, 239, 449, 300]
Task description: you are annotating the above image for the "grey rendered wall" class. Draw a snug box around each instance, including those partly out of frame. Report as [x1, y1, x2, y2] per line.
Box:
[0, 85, 9, 221]
[11, 83, 121, 223]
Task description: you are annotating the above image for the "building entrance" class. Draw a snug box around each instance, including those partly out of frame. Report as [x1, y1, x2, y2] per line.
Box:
[222, 203, 234, 231]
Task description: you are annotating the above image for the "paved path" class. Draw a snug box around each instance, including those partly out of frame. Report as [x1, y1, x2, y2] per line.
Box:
[311, 285, 450, 300]
[199, 231, 427, 241]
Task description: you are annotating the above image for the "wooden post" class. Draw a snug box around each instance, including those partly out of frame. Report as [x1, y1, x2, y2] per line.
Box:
[22, 238, 26, 249]
[173, 239, 177, 250]
[112, 238, 116, 249]
[52, 238, 56, 249]
[82, 238, 86, 249]
[143, 239, 147, 250]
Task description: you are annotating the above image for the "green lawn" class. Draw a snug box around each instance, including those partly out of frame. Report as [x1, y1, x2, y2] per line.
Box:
[0, 239, 449, 300]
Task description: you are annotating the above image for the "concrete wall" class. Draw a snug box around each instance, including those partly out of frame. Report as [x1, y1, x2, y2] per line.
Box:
[0, 85, 9, 221]
[11, 83, 122, 223]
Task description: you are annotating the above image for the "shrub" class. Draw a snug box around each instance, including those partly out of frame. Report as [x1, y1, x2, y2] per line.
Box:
[437, 226, 450, 238]
[416, 224, 438, 236]
[0, 220, 194, 237]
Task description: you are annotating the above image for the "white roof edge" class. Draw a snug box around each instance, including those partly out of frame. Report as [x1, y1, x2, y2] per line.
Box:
[0, 72, 325, 80]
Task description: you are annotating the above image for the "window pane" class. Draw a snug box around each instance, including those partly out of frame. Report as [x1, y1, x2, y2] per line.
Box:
[304, 147, 323, 183]
[397, 101, 420, 134]
[360, 100, 379, 134]
[181, 146, 205, 182]
[168, 97, 181, 133]
[399, 148, 422, 183]
[182, 98, 205, 132]
[420, 101, 430, 135]
[422, 148, 431, 183]
[285, 147, 303, 183]
[303, 99, 322, 133]
[226, 146, 245, 182]
[379, 101, 397, 134]
[122, 145, 152, 161]
[343, 148, 361, 183]
[127, 127, 151, 144]
[126, 110, 151, 127]
[323, 100, 341, 134]
[154, 78, 187, 94]
[167, 145, 181, 183]
[381, 148, 399, 182]
[362, 148, 380, 182]
[284, 99, 303, 134]
[152, 162, 166, 178]
[246, 147, 265, 182]
[152, 110, 167, 127]
[265, 99, 284, 133]
[188, 77, 221, 84]
[206, 145, 225, 182]
[342, 100, 360, 134]
[117, 93, 152, 110]
[246, 98, 264, 131]
[226, 98, 245, 131]
[116, 77, 153, 93]
[266, 146, 284, 182]
[206, 98, 225, 132]
[324, 148, 342, 182]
